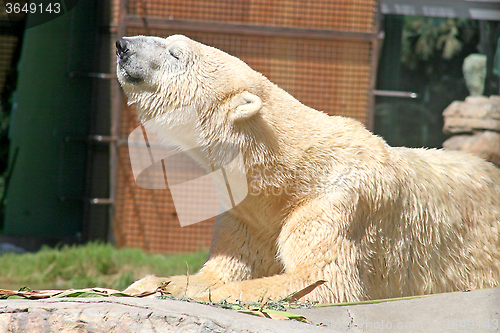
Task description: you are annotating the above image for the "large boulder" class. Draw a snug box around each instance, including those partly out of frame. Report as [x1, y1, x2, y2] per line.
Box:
[443, 96, 500, 134]
[443, 131, 500, 166]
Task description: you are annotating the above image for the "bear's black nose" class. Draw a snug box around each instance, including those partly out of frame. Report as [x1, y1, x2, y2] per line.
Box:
[116, 38, 129, 57]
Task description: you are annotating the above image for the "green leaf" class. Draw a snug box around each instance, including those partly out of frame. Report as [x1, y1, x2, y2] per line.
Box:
[317, 293, 433, 307]
[2, 295, 25, 300]
[238, 308, 309, 322]
[109, 292, 134, 297]
[52, 290, 107, 298]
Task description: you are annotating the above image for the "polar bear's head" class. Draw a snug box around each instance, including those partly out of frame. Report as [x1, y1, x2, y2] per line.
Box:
[116, 35, 265, 123]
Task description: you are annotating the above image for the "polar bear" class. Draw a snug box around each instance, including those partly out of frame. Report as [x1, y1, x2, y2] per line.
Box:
[116, 35, 500, 303]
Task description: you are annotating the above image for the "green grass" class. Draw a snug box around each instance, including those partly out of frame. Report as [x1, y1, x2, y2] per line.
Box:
[0, 242, 208, 291]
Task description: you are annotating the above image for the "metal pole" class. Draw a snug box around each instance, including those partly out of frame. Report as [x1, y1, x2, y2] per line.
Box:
[107, 0, 127, 244]
[366, 0, 384, 132]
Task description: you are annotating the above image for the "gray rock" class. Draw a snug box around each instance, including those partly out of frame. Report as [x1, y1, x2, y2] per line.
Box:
[443, 131, 500, 166]
[0, 243, 26, 254]
[0, 297, 323, 333]
[463, 54, 487, 96]
[1, 288, 499, 332]
[443, 96, 500, 134]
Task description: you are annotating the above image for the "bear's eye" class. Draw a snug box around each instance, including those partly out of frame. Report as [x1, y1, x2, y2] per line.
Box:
[168, 46, 182, 60]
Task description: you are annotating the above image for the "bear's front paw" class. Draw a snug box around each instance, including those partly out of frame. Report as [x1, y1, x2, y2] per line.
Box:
[123, 275, 189, 297]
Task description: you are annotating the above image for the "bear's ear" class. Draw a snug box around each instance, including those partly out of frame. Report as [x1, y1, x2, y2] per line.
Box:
[228, 91, 262, 121]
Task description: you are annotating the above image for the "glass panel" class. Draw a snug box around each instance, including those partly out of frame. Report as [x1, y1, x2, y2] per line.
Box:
[374, 15, 500, 148]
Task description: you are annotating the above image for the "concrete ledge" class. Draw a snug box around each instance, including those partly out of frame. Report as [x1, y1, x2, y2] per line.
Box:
[294, 287, 500, 332]
[0, 288, 499, 332]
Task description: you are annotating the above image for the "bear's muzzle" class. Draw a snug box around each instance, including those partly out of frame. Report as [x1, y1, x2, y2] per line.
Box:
[116, 38, 130, 58]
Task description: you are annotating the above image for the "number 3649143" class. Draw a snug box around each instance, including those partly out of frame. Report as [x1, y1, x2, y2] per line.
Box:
[5, 2, 61, 14]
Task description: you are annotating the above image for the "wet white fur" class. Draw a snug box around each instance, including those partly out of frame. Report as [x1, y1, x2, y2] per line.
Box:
[118, 35, 500, 303]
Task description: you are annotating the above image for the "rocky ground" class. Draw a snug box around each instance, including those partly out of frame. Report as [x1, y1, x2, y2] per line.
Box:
[0, 287, 499, 332]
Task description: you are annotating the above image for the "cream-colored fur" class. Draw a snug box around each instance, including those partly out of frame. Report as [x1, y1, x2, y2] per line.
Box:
[116, 35, 500, 303]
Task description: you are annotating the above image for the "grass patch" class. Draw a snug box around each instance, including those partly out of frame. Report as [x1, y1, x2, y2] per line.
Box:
[0, 242, 208, 291]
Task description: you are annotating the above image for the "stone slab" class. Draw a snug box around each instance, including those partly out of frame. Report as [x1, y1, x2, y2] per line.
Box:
[443, 95, 500, 134]
[0, 288, 499, 332]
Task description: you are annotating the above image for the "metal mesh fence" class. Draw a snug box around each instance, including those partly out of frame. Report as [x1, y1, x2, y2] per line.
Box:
[0, 35, 17, 95]
[115, 100, 216, 253]
[127, 0, 375, 32]
[114, 0, 377, 253]
[0, 0, 24, 98]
